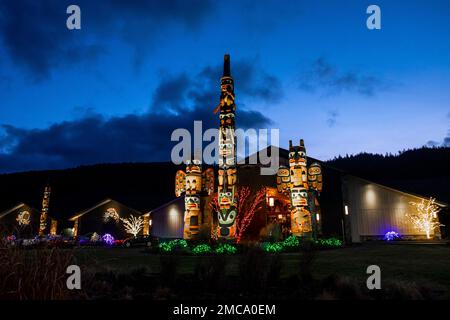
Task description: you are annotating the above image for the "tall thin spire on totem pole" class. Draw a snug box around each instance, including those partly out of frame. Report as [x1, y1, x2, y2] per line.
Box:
[223, 54, 231, 77]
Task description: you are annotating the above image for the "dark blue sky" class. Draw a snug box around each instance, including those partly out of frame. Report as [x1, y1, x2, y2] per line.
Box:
[0, 0, 449, 173]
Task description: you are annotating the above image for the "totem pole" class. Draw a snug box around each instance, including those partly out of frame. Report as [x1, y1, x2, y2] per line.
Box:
[307, 162, 323, 235]
[277, 140, 323, 238]
[38, 185, 51, 236]
[214, 54, 238, 240]
[175, 160, 214, 240]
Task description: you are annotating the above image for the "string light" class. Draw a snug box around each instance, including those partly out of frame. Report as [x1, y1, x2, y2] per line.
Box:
[408, 198, 443, 239]
[121, 215, 144, 238]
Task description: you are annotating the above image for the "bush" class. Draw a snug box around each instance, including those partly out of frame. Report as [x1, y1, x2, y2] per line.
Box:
[192, 244, 212, 255]
[283, 235, 300, 248]
[215, 243, 237, 254]
[262, 242, 284, 253]
[315, 238, 342, 248]
[159, 239, 188, 253]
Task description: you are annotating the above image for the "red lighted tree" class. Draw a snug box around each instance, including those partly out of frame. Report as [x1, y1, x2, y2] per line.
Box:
[210, 186, 266, 243]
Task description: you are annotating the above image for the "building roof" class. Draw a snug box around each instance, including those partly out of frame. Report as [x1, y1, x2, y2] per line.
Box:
[242, 146, 448, 207]
[0, 203, 43, 220]
[68, 198, 142, 221]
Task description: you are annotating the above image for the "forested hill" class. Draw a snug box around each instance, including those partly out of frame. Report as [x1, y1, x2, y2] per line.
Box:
[326, 147, 450, 204]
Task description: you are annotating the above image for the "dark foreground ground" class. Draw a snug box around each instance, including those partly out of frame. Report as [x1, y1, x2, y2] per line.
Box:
[2, 242, 450, 299]
[69, 243, 450, 300]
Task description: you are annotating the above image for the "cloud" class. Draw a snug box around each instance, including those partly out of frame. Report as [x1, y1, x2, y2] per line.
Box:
[0, 59, 277, 173]
[327, 110, 339, 127]
[299, 57, 387, 97]
[444, 137, 450, 147]
[0, 0, 215, 80]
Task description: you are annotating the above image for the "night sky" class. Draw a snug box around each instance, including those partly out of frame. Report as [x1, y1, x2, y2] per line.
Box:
[0, 0, 449, 173]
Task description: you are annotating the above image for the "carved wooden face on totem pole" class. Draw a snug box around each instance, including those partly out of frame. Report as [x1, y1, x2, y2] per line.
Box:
[276, 166, 291, 194]
[307, 162, 323, 193]
[185, 160, 202, 196]
[288, 139, 308, 189]
[276, 140, 313, 236]
[174, 160, 214, 240]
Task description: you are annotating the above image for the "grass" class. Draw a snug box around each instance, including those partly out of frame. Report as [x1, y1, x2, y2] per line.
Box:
[72, 243, 450, 296]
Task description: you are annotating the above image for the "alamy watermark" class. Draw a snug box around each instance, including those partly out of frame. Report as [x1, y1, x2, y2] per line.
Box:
[171, 121, 279, 175]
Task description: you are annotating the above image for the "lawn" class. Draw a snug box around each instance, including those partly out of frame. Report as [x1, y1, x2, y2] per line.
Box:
[72, 242, 450, 298]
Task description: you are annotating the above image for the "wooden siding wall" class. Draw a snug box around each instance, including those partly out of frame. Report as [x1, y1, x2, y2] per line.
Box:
[151, 198, 184, 239]
[343, 175, 432, 242]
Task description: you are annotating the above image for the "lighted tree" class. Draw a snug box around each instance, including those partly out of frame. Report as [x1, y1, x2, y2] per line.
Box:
[210, 186, 266, 243]
[407, 198, 443, 239]
[121, 215, 144, 238]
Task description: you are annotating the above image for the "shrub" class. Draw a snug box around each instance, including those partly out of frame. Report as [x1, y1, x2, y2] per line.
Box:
[262, 242, 284, 253]
[282, 235, 300, 249]
[159, 239, 188, 253]
[215, 243, 237, 254]
[192, 244, 212, 255]
[315, 237, 342, 248]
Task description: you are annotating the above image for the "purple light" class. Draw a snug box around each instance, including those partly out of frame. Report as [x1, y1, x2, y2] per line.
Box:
[102, 233, 115, 245]
[384, 231, 400, 241]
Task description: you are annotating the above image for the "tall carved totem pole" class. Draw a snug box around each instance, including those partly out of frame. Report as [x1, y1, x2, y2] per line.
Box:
[38, 185, 51, 236]
[175, 160, 214, 240]
[215, 54, 238, 240]
[277, 140, 323, 238]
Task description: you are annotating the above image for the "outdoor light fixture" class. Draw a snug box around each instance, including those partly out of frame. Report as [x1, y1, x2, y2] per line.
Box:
[316, 213, 320, 221]
[345, 205, 349, 215]
[149, 219, 152, 226]
[269, 197, 275, 207]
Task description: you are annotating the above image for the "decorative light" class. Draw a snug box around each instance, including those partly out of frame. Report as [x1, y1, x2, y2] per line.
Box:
[269, 197, 275, 207]
[16, 211, 31, 226]
[149, 219, 152, 226]
[407, 198, 443, 239]
[103, 208, 120, 223]
[384, 231, 400, 241]
[102, 233, 115, 245]
[90, 232, 100, 242]
[192, 244, 212, 254]
[344, 205, 349, 215]
[316, 213, 320, 221]
[277, 214, 283, 220]
[121, 215, 144, 238]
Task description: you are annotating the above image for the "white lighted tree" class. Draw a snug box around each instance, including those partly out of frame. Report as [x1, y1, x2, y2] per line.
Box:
[121, 215, 144, 238]
[407, 198, 443, 239]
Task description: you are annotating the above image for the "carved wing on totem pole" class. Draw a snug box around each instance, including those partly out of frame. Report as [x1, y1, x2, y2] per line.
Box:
[307, 162, 323, 194]
[202, 168, 215, 195]
[175, 170, 186, 197]
[276, 166, 291, 195]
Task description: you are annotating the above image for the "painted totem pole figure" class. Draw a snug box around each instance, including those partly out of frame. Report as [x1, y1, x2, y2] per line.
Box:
[175, 160, 214, 239]
[288, 139, 311, 236]
[38, 185, 51, 236]
[307, 162, 323, 235]
[215, 54, 238, 240]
